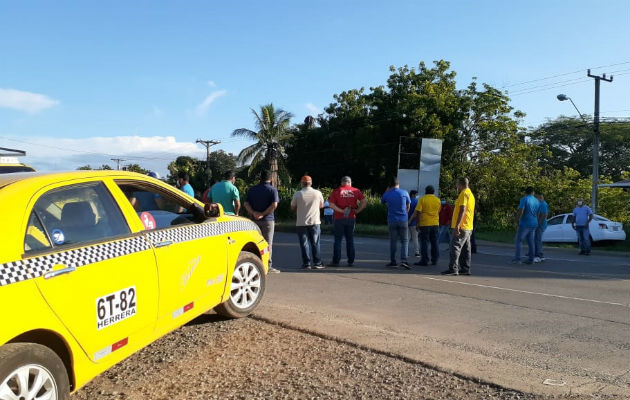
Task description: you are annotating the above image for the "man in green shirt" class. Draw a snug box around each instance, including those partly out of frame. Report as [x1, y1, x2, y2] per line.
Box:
[209, 171, 240, 215]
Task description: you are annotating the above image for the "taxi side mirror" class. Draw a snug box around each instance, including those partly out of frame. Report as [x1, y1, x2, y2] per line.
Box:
[205, 203, 223, 218]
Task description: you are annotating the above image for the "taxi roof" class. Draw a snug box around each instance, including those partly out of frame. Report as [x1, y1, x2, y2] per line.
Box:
[0, 170, 150, 189]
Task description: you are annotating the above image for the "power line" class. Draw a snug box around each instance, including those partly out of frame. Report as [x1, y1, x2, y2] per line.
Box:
[500, 61, 629, 89]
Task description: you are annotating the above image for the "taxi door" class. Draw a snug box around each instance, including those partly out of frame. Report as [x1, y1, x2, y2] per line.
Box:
[27, 181, 159, 364]
[111, 180, 229, 335]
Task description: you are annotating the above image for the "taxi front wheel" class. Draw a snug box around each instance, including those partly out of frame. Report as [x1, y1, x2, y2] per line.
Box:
[0, 343, 70, 400]
[215, 251, 266, 318]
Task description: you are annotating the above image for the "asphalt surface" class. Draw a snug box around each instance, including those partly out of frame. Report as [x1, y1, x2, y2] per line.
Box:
[255, 231, 630, 397]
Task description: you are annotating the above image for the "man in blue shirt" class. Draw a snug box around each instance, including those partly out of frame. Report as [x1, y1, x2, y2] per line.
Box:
[244, 170, 280, 273]
[512, 187, 540, 264]
[572, 200, 594, 255]
[177, 172, 195, 198]
[534, 193, 549, 262]
[381, 177, 411, 269]
[407, 190, 419, 258]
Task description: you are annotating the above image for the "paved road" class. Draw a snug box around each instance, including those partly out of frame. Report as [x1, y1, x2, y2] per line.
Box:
[255, 232, 630, 397]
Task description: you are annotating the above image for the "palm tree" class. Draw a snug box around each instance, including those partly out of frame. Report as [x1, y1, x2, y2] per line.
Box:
[232, 103, 294, 187]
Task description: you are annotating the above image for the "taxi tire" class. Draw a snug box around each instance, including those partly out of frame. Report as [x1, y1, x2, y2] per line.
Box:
[0, 343, 70, 400]
[215, 251, 266, 319]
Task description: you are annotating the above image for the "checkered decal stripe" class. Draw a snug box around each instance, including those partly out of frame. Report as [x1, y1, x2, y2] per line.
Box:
[145, 220, 259, 245]
[0, 236, 150, 288]
[0, 220, 259, 288]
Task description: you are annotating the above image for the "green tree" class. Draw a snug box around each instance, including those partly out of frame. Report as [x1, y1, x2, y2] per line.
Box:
[232, 103, 293, 187]
[530, 117, 630, 181]
[123, 163, 149, 174]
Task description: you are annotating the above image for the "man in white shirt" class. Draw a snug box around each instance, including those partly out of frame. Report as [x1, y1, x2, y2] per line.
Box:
[291, 175, 325, 269]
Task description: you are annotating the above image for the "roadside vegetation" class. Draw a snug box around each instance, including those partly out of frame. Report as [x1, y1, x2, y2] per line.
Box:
[83, 59, 629, 246]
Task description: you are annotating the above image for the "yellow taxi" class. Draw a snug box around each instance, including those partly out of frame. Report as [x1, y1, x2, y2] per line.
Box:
[0, 171, 269, 400]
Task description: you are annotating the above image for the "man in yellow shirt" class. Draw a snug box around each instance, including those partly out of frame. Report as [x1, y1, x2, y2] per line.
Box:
[442, 177, 475, 276]
[409, 185, 440, 266]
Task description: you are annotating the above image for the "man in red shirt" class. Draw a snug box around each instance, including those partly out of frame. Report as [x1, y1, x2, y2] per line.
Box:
[327, 176, 367, 266]
[438, 199, 453, 246]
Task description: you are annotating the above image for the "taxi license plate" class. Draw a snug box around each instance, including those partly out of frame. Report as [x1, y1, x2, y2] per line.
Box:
[96, 286, 137, 330]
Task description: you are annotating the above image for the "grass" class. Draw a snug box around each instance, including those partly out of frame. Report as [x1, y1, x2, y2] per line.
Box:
[275, 220, 629, 253]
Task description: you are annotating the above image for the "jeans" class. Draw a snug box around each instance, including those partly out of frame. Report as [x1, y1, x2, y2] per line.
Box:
[534, 226, 545, 258]
[438, 225, 451, 244]
[408, 226, 419, 255]
[254, 220, 275, 266]
[419, 225, 439, 264]
[333, 218, 356, 264]
[324, 214, 333, 225]
[296, 225, 322, 266]
[449, 229, 472, 273]
[388, 221, 409, 263]
[514, 225, 536, 263]
[575, 225, 591, 253]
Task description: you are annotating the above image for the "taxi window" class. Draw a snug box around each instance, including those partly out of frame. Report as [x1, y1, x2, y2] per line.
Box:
[116, 181, 195, 230]
[28, 182, 130, 249]
[24, 211, 52, 252]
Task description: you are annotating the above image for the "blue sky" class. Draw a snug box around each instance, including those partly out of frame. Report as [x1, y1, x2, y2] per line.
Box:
[1, 1, 628, 175]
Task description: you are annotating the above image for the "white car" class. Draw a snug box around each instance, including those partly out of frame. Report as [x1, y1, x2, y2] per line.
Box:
[542, 213, 626, 242]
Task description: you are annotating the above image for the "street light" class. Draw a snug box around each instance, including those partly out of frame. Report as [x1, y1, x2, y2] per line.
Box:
[556, 93, 597, 212]
[556, 94, 587, 123]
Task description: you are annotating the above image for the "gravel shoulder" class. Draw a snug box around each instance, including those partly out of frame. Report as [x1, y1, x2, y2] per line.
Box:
[72, 314, 622, 400]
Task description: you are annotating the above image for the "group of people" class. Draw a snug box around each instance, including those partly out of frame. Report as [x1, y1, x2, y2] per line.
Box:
[172, 170, 593, 275]
[381, 177, 476, 276]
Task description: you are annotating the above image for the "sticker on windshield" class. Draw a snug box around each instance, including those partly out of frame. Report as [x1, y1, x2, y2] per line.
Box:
[51, 229, 65, 245]
[96, 286, 137, 330]
[140, 212, 156, 230]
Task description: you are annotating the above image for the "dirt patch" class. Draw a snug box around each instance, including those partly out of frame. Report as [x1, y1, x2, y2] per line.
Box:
[73, 315, 621, 400]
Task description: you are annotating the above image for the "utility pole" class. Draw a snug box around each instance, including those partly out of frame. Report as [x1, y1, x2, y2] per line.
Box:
[587, 69, 613, 213]
[111, 158, 125, 170]
[196, 139, 221, 183]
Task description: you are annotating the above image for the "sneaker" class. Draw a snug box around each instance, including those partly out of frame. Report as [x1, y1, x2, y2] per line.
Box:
[347, 262, 354, 267]
[385, 262, 398, 268]
[533, 257, 541, 263]
[326, 263, 340, 267]
[300, 265, 311, 270]
[524, 260, 533, 265]
[539, 257, 546, 262]
[269, 267, 281, 273]
[415, 252, 421, 257]
[313, 264, 325, 270]
[510, 259, 521, 264]
[400, 262, 411, 270]
[460, 271, 471, 275]
[441, 269, 458, 276]
[414, 261, 428, 266]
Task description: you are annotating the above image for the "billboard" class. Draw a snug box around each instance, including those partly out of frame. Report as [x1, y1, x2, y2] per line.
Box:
[397, 138, 443, 195]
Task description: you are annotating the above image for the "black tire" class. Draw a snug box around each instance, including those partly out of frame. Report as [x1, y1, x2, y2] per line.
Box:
[0, 343, 70, 400]
[215, 251, 266, 318]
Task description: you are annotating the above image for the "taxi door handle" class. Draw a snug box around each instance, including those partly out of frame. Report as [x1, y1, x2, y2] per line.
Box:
[44, 266, 76, 279]
[154, 240, 173, 248]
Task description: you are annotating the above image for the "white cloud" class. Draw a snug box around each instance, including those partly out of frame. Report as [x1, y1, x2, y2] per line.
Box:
[207, 80, 217, 88]
[9, 135, 206, 178]
[0, 88, 59, 113]
[305, 102, 321, 115]
[195, 89, 227, 116]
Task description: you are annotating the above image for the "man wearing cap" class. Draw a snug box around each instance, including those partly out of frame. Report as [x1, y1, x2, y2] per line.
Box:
[245, 170, 280, 273]
[291, 176, 325, 269]
[327, 176, 367, 267]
